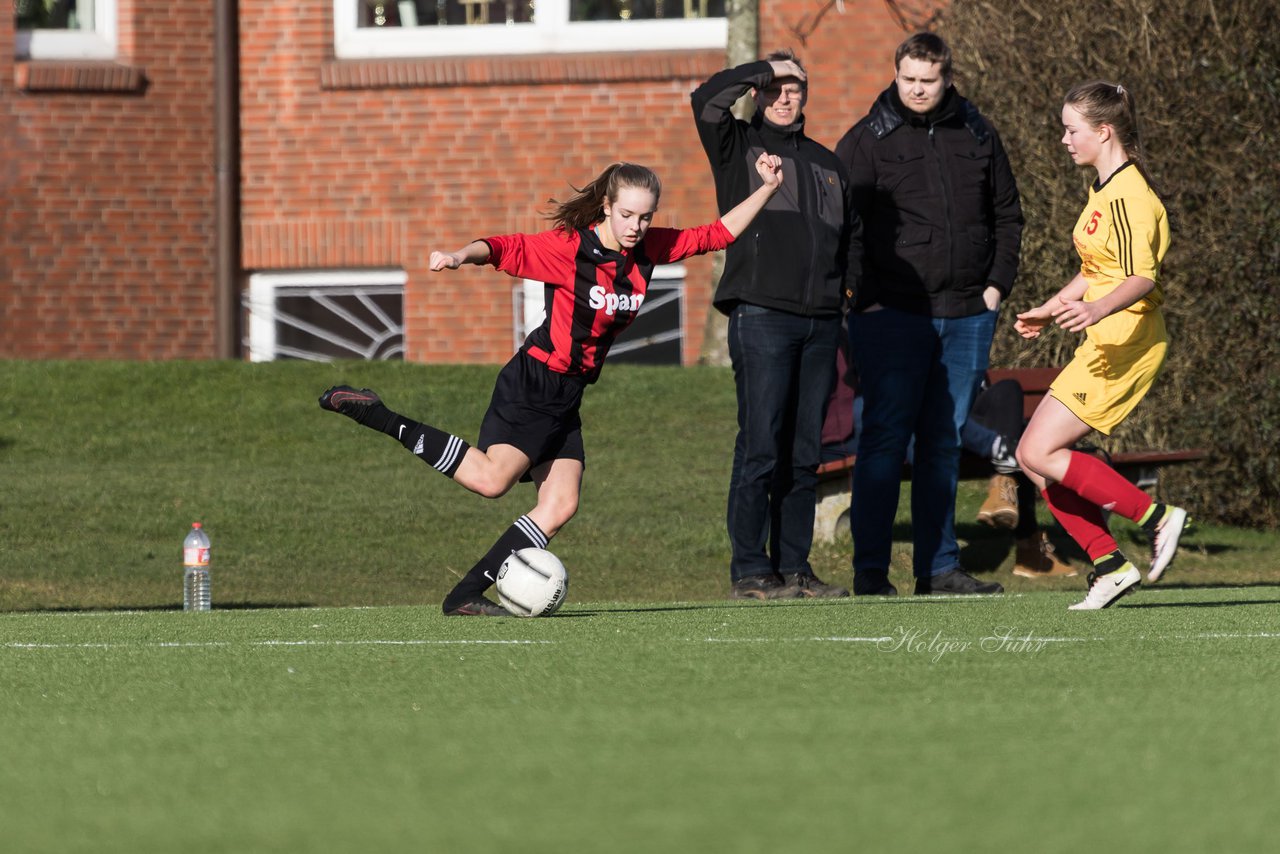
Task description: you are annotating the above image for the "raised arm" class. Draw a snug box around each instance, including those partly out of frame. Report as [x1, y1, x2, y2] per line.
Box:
[429, 240, 491, 271]
[719, 153, 784, 238]
[691, 63, 765, 164]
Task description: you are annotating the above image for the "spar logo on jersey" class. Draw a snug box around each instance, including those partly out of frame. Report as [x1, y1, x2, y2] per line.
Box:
[589, 285, 645, 316]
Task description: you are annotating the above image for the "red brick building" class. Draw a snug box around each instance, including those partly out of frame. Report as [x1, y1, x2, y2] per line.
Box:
[3, 1, 937, 363]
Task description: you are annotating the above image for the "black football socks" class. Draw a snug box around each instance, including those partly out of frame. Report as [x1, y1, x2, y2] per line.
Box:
[395, 419, 469, 478]
[442, 515, 550, 612]
[356, 403, 469, 479]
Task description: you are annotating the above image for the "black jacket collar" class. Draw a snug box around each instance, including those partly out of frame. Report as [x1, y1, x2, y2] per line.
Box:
[750, 111, 806, 149]
[865, 84, 989, 144]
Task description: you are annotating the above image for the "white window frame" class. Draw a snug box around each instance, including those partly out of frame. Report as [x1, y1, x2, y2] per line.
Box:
[15, 0, 117, 61]
[246, 269, 408, 362]
[334, 0, 726, 59]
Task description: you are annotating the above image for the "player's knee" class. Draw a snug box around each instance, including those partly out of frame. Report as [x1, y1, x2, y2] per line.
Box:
[471, 471, 518, 499]
[1015, 443, 1044, 478]
[538, 493, 578, 530]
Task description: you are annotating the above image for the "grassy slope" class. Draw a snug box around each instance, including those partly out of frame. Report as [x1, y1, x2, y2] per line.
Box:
[0, 359, 1268, 613]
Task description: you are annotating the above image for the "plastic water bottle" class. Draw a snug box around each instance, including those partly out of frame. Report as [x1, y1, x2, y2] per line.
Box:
[183, 523, 212, 611]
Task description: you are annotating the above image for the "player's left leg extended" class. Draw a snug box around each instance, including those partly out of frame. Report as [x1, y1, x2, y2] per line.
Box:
[320, 385, 533, 497]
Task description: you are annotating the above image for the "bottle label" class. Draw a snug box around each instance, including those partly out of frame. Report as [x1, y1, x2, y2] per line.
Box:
[183, 547, 210, 567]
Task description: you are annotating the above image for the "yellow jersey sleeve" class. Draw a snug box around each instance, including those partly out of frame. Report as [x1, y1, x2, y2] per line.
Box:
[1072, 163, 1169, 306]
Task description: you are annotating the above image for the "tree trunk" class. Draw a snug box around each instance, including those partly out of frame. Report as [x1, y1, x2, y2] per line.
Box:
[698, 0, 759, 367]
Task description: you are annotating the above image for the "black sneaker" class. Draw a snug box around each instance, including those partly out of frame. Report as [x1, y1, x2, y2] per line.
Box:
[730, 575, 803, 601]
[443, 597, 511, 617]
[915, 569, 1004, 595]
[784, 572, 850, 598]
[319, 385, 382, 423]
[853, 571, 899, 597]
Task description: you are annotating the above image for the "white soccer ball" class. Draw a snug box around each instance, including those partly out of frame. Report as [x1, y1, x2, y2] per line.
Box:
[496, 548, 569, 617]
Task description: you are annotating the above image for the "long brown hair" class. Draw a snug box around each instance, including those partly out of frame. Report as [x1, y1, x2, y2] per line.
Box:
[547, 163, 662, 232]
[1064, 80, 1162, 196]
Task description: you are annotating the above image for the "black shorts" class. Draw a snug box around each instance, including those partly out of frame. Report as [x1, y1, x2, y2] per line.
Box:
[477, 351, 587, 478]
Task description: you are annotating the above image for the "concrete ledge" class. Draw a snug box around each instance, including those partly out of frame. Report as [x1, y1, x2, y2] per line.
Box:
[320, 49, 722, 90]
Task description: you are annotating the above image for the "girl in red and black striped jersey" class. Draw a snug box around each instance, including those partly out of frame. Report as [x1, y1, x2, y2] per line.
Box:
[321, 153, 784, 616]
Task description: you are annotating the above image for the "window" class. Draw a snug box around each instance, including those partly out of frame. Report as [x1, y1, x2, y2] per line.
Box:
[335, 0, 726, 59]
[15, 0, 116, 60]
[245, 270, 407, 362]
[514, 264, 685, 364]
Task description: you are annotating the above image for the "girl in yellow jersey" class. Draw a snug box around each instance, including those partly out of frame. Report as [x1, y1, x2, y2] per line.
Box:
[1013, 81, 1189, 611]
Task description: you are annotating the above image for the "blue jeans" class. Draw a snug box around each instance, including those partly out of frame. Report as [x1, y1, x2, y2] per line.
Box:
[849, 306, 997, 580]
[727, 304, 840, 581]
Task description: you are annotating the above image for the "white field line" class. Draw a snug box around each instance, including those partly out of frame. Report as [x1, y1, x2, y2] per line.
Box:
[703, 636, 1093, 644]
[8, 632, 1280, 652]
[703, 632, 1280, 644]
[3, 639, 552, 650]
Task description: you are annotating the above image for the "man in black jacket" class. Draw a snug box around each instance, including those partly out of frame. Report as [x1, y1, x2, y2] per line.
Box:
[835, 32, 1023, 597]
[692, 50, 861, 600]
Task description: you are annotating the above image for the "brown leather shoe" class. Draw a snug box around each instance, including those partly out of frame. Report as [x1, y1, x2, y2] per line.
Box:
[730, 575, 804, 600]
[783, 572, 850, 598]
[977, 474, 1019, 529]
[1012, 532, 1078, 578]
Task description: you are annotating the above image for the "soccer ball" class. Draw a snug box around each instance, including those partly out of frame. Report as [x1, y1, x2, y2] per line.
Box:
[496, 548, 568, 617]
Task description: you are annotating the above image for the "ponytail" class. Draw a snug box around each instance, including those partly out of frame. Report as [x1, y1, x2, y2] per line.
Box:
[547, 163, 662, 232]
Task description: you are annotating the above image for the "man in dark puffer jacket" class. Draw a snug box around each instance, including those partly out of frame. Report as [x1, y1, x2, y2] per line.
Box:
[835, 32, 1023, 598]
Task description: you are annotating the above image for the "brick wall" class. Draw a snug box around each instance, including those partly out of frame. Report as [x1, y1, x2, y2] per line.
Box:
[240, 1, 930, 366]
[1, 1, 218, 359]
[2, 1, 939, 362]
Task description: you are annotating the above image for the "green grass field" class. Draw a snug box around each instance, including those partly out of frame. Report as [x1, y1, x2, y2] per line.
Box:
[2, 360, 1277, 852]
[4, 593, 1279, 853]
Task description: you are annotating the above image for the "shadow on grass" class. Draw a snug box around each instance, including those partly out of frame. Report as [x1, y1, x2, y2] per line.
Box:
[572, 603, 770, 616]
[15, 602, 317, 613]
[1120, 580, 1280, 608]
[571, 595, 1016, 615]
[1123, 598, 1280, 609]
[955, 520, 1241, 575]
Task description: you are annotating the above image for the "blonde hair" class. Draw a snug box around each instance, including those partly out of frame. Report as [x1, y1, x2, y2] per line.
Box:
[548, 163, 662, 232]
[1064, 80, 1161, 194]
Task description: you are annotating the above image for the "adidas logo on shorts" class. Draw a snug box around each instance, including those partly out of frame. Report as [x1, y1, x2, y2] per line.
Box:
[1074, 392, 1088, 404]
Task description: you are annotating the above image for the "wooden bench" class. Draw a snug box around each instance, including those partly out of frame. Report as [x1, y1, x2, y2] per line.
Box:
[812, 367, 1209, 542]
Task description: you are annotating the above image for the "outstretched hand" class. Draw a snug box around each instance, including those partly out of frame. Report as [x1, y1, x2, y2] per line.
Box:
[429, 250, 463, 272]
[754, 153, 784, 190]
[1016, 297, 1110, 338]
[1014, 305, 1054, 339]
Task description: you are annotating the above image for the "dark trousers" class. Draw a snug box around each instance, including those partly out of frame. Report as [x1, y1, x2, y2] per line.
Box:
[726, 304, 840, 581]
[849, 306, 997, 580]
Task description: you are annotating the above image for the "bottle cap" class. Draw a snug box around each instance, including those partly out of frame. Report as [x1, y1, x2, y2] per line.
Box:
[193, 522, 202, 529]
